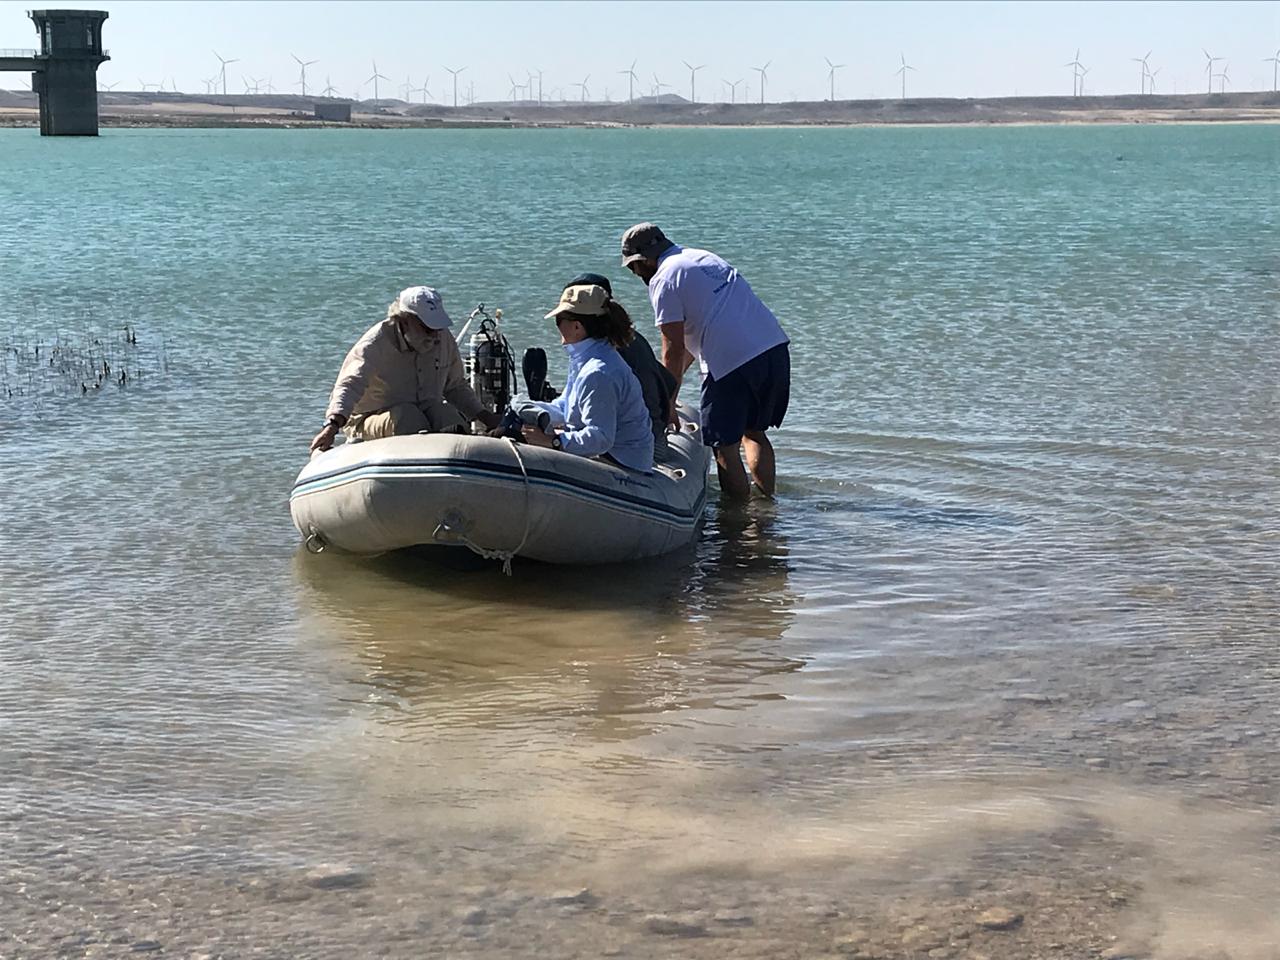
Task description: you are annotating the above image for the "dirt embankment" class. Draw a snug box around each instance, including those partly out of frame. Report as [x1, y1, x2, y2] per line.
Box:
[1, 90, 1277, 129]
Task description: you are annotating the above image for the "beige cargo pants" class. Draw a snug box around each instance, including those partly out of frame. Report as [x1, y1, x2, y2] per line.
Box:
[350, 400, 471, 440]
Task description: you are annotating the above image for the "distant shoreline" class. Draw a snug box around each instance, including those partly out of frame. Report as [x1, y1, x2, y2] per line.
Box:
[2, 114, 1278, 131]
[1, 89, 1277, 130]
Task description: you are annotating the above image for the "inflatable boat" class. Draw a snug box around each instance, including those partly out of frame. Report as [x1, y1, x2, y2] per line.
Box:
[289, 409, 710, 568]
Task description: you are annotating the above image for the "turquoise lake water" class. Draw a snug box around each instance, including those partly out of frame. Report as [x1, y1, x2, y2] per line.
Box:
[1, 125, 1277, 957]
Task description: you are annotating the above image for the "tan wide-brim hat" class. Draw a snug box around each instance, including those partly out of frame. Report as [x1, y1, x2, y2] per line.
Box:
[544, 284, 610, 319]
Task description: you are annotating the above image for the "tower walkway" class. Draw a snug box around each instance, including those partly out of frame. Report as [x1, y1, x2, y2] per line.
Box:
[0, 50, 39, 72]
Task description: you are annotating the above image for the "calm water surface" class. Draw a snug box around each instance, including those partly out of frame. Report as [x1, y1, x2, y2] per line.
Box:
[1, 126, 1277, 958]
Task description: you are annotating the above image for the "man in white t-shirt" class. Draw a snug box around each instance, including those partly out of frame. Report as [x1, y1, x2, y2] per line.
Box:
[621, 222, 790, 502]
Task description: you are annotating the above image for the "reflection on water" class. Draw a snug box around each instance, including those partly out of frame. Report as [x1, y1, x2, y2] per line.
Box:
[291, 502, 800, 744]
[283, 499, 1280, 960]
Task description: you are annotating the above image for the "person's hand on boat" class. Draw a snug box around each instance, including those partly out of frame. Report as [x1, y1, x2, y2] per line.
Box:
[665, 399, 681, 432]
[310, 420, 343, 453]
[476, 410, 502, 431]
[521, 425, 555, 448]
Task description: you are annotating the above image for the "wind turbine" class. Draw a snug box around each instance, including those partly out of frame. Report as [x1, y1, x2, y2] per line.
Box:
[241, 75, 254, 95]
[1216, 63, 1230, 94]
[264, 77, 276, 95]
[1130, 50, 1151, 94]
[1265, 49, 1280, 92]
[400, 76, 414, 101]
[576, 75, 590, 102]
[212, 51, 238, 96]
[99, 79, 118, 92]
[619, 59, 638, 102]
[507, 73, 522, 102]
[533, 68, 544, 104]
[682, 60, 705, 103]
[1064, 49, 1085, 96]
[752, 60, 771, 104]
[322, 76, 338, 98]
[366, 61, 388, 102]
[419, 77, 432, 103]
[1078, 66, 1091, 95]
[292, 54, 317, 97]
[1147, 67, 1161, 93]
[825, 56, 844, 100]
[895, 53, 915, 100]
[651, 73, 669, 97]
[1202, 49, 1222, 94]
[445, 66, 466, 108]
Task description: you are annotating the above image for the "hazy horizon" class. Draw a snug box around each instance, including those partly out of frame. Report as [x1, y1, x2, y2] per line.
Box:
[0, 1, 1276, 102]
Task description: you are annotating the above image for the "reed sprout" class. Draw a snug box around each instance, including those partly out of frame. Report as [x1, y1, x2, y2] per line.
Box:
[1, 321, 170, 412]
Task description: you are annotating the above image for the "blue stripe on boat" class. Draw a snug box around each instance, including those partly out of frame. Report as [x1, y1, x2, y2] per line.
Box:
[291, 458, 704, 526]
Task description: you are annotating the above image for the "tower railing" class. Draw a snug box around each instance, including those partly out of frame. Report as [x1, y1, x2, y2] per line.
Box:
[0, 48, 38, 57]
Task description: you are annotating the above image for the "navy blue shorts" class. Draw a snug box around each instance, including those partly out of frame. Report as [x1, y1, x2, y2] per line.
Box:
[700, 343, 790, 448]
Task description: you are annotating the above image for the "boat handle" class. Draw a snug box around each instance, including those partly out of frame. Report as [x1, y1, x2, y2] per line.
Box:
[304, 527, 327, 554]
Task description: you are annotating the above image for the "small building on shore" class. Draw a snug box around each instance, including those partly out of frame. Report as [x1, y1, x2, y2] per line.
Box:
[314, 102, 351, 122]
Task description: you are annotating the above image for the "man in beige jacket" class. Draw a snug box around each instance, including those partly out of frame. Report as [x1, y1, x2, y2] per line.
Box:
[310, 286, 501, 453]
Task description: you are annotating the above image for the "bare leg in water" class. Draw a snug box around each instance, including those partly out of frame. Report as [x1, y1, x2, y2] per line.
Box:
[742, 430, 776, 497]
[713, 443, 752, 502]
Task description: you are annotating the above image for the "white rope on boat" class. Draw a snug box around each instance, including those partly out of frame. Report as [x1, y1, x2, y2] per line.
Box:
[432, 437, 532, 576]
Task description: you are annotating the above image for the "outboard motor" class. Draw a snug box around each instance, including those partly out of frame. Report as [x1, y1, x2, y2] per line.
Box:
[521, 347, 560, 402]
[460, 304, 515, 417]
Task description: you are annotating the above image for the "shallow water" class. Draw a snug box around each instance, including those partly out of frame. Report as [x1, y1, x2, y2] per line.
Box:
[1, 125, 1278, 958]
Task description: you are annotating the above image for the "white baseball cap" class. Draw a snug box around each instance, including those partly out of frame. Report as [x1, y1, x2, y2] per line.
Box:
[397, 286, 452, 330]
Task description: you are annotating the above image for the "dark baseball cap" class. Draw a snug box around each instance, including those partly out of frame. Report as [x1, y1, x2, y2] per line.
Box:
[620, 222, 673, 266]
[564, 272, 613, 296]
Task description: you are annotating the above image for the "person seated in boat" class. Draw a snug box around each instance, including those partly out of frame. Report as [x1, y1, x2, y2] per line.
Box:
[561, 272, 678, 456]
[310, 286, 501, 453]
[516, 283, 654, 472]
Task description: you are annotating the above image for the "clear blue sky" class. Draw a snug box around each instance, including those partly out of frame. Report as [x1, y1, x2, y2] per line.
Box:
[1, 1, 1276, 100]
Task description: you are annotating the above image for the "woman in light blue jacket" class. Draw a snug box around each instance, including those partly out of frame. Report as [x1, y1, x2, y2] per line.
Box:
[519, 283, 654, 472]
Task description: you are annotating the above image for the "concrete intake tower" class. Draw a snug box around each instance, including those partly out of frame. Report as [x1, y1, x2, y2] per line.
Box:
[0, 10, 110, 135]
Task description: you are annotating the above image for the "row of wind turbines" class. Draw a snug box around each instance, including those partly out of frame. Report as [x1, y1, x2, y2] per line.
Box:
[86, 46, 1280, 104]
[1066, 48, 1279, 96]
[545, 48, 1280, 105]
[100, 50, 954, 104]
[507, 58, 867, 105]
[544, 58, 871, 104]
[204, 50, 479, 105]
